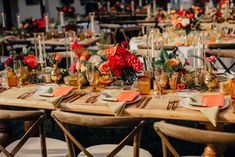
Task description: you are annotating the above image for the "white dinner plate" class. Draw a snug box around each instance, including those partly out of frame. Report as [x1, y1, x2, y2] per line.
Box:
[181, 97, 230, 111]
[98, 94, 141, 104]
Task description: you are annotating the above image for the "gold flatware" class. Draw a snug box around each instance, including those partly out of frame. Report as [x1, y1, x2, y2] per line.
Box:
[136, 96, 147, 108]
[166, 100, 179, 110]
[139, 96, 152, 109]
[85, 95, 99, 103]
[68, 93, 86, 103]
[17, 91, 35, 99]
[62, 93, 79, 103]
[171, 100, 179, 110]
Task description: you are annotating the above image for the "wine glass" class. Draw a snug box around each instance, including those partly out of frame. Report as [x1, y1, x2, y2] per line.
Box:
[86, 64, 95, 90]
[13, 60, 22, 88]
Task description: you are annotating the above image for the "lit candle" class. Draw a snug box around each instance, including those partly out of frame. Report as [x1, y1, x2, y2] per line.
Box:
[131, 1, 135, 15]
[153, 0, 156, 15]
[147, 5, 151, 19]
[17, 14, 21, 29]
[139, 0, 142, 7]
[107, 2, 111, 12]
[60, 12, 64, 27]
[90, 14, 95, 35]
[1, 12, 5, 28]
[45, 14, 49, 32]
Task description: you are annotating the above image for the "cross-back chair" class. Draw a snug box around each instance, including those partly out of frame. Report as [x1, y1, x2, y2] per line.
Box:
[0, 109, 68, 157]
[51, 110, 152, 157]
[154, 121, 235, 157]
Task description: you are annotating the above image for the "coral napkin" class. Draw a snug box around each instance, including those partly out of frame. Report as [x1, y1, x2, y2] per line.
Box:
[117, 92, 140, 102]
[202, 94, 224, 107]
[53, 87, 74, 97]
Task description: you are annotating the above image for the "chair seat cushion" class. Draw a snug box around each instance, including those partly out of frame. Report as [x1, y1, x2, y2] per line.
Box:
[0, 137, 68, 157]
[77, 144, 152, 157]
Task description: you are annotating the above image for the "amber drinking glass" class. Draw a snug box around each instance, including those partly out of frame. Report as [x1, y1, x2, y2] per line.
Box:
[138, 76, 151, 95]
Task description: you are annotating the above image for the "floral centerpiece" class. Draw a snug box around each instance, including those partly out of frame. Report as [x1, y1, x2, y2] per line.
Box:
[153, 49, 194, 89]
[170, 8, 201, 34]
[97, 44, 143, 84]
[69, 41, 143, 87]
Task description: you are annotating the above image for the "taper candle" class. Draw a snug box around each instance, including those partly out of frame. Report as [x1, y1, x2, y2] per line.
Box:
[60, 12, 65, 27]
[147, 5, 151, 19]
[139, 0, 142, 7]
[17, 14, 21, 29]
[45, 14, 49, 32]
[1, 12, 5, 28]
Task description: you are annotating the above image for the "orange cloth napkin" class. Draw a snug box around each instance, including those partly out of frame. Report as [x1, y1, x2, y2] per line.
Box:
[53, 87, 74, 97]
[202, 94, 224, 107]
[117, 92, 139, 102]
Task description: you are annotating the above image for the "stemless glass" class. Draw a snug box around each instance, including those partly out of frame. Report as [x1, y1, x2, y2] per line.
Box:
[13, 60, 22, 88]
[155, 70, 168, 98]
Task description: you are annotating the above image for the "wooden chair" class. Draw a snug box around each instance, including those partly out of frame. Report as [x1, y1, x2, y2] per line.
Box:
[154, 121, 235, 157]
[0, 109, 68, 157]
[51, 110, 152, 157]
[205, 46, 235, 74]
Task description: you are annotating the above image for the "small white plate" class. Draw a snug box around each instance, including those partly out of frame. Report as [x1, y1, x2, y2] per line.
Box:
[99, 95, 141, 104]
[181, 97, 230, 111]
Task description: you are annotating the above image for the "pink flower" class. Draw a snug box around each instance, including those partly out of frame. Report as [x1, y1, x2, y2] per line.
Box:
[206, 56, 216, 63]
[70, 63, 76, 73]
[79, 56, 86, 60]
[184, 59, 190, 65]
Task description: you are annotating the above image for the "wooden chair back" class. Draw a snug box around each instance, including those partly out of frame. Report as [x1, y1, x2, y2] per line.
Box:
[0, 109, 47, 157]
[154, 121, 235, 157]
[51, 110, 145, 157]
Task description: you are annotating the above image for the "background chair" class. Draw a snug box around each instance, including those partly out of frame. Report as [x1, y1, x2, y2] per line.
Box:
[154, 121, 235, 157]
[0, 109, 68, 157]
[51, 110, 152, 157]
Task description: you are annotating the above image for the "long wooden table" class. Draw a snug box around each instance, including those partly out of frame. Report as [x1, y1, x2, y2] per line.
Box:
[0, 85, 234, 156]
[0, 85, 234, 124]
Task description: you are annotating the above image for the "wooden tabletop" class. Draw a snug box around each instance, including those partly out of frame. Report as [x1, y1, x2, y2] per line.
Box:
[0, 85, 234, 124]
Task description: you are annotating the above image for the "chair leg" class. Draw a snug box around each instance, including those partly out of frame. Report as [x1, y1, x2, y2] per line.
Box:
[64, 124, 76, 157]
[39, 122, 47, 157]
[162, 140, 167, 157]
[133, 128, 142, 157]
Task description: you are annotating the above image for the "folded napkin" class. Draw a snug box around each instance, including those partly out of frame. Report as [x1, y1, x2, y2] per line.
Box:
[102, 91, 139, 116]
[37, 87, 63, 107]
[189, 93, 224, 126]
[53, 86, 74, 97]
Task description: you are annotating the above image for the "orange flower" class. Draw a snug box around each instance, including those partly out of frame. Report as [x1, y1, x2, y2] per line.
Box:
[166, 58, 179, 66]
[99, 62, 110, 75]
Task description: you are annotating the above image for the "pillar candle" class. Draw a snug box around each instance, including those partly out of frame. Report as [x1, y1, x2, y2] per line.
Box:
[17, 14, 21, 29]
[147, 5, 151, 19]
[131, 1, 135, 15]
[139, 0, 142, 7]
[45, 15, 49, 32]
[38, 36, 43, 63]
[151, 30, 154, 58]
[1, 12, 5, 28]
[90, 14, 95, 34]
[107, 2, 111, 12]
[167, 3, 171, 14]
[60, 12, 64, 27]
[153, 0, 156, 15]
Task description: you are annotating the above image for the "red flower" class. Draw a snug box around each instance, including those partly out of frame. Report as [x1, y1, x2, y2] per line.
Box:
[70, 41, 85, 50]
[216, 10, 222, 17]
[187, 13, 194, 19]
[5, 55, 13, 67]
[176, 23, 182, 29]
[52, 53, 63, 63]
[121, 41, 129, 48]
[22, 55, 37, 69]
[206, 56, 216, 63]
[37, 18, 46, 29]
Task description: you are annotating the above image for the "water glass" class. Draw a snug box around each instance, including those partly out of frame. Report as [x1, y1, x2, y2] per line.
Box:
[138, 76, 151, 95]
[13, 60, 22, 88]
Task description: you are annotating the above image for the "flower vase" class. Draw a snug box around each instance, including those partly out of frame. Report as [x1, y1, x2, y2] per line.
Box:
[50, 64, 62, 84]
[169, 72, 179, 90]
[7, 69, 18, 87]
[204, 68, 218, 92]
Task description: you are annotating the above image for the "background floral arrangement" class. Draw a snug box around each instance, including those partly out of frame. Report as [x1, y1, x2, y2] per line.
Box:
[57, 0, 76, 18]
[170, 8, 201, 34]
[20, 17, 46, 33]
